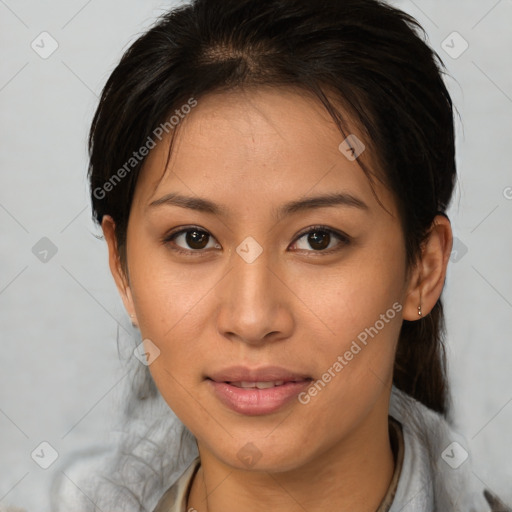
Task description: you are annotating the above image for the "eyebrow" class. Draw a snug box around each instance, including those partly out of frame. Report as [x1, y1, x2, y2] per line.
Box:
[148, 191, 368, 220]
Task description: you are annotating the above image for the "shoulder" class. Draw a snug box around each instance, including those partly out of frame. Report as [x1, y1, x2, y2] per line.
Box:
[389, 386, 512, 511]
[484, 488, 512, 512]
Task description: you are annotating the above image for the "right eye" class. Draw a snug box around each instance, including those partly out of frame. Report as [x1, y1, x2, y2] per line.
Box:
[162, 227, 221, 255]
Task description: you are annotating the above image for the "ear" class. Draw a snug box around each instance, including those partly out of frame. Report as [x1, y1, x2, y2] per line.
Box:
[402, 214, 453, 321]
[101, 215, 138, 328]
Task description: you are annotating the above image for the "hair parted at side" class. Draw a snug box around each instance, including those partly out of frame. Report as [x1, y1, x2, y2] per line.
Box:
[58, 0, 457, 508]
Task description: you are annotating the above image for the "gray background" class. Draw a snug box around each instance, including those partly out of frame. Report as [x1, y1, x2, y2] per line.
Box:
[0, 0, 511, 510]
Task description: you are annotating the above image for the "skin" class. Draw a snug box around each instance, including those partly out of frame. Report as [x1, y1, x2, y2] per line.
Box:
[102, 86, 452, 512]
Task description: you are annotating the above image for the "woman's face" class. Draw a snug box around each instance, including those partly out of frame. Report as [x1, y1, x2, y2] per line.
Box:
[108, 87, 419, 471]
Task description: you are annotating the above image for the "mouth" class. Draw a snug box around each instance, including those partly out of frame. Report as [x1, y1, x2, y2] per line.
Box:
[211, 379, 311, 388]
[205, 368, 313, 415]
[207, 365, 313, 384]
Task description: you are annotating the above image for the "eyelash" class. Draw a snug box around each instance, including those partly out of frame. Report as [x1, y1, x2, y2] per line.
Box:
[162, 225, 351, 257]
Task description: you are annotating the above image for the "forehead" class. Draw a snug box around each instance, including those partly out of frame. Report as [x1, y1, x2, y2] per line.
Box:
[131, 86, 396, 220]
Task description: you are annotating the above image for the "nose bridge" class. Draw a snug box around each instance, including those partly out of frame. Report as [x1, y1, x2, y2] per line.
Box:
[233, 240, 274, 316]
[217, 238, 288, 343]
[235, 250, 271, 304]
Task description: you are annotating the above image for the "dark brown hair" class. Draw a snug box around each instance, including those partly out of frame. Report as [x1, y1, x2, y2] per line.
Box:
[88, 0, 455, 415]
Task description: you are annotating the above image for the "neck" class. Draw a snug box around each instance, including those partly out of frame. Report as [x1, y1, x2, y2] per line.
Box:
[187, 408, 395, 512]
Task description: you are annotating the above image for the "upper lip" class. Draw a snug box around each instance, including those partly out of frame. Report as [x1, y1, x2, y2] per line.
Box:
[207, 365, 312, 383]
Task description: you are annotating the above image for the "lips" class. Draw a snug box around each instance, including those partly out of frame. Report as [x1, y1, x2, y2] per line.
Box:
[229, 381, 287, 388]
[206, 366, 313, 415]
[207, 365, 312, 384]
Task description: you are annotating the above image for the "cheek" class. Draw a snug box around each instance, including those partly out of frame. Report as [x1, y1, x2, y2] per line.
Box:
[289, 237, 406, 342]
[291, 238, 406, 395]
[125, 248, 211, 391]
[127, 234, 210, 331]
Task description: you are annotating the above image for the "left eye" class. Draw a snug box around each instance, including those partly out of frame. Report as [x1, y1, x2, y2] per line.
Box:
[291, 227, 349, 252]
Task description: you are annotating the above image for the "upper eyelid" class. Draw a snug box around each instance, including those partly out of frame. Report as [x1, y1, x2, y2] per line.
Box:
[294, 225, 349, 241]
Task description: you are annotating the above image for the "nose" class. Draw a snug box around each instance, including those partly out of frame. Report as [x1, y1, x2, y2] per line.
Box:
[216, 244, 294, 346]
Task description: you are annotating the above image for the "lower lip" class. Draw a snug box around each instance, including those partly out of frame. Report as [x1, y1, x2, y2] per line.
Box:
[207, 379, 312, 415]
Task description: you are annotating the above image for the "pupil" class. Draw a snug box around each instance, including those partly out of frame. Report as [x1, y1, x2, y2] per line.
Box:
[309, 231, 329, 250]
[186, 230, 208, 249]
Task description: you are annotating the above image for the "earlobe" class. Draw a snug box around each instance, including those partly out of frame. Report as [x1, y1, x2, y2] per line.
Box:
[402, 215, 453, 321]
[101, 215, 138, 327]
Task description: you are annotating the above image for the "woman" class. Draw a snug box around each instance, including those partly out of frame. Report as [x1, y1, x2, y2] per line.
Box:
[51, 0, 511, 510]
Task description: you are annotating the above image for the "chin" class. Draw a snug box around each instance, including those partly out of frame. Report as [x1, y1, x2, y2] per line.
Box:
[211, 438, 312, 474]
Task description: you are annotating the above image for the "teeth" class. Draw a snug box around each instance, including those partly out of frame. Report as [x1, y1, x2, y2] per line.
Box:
[256, 381, 277, 389]
[230, 380, 286, 388]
